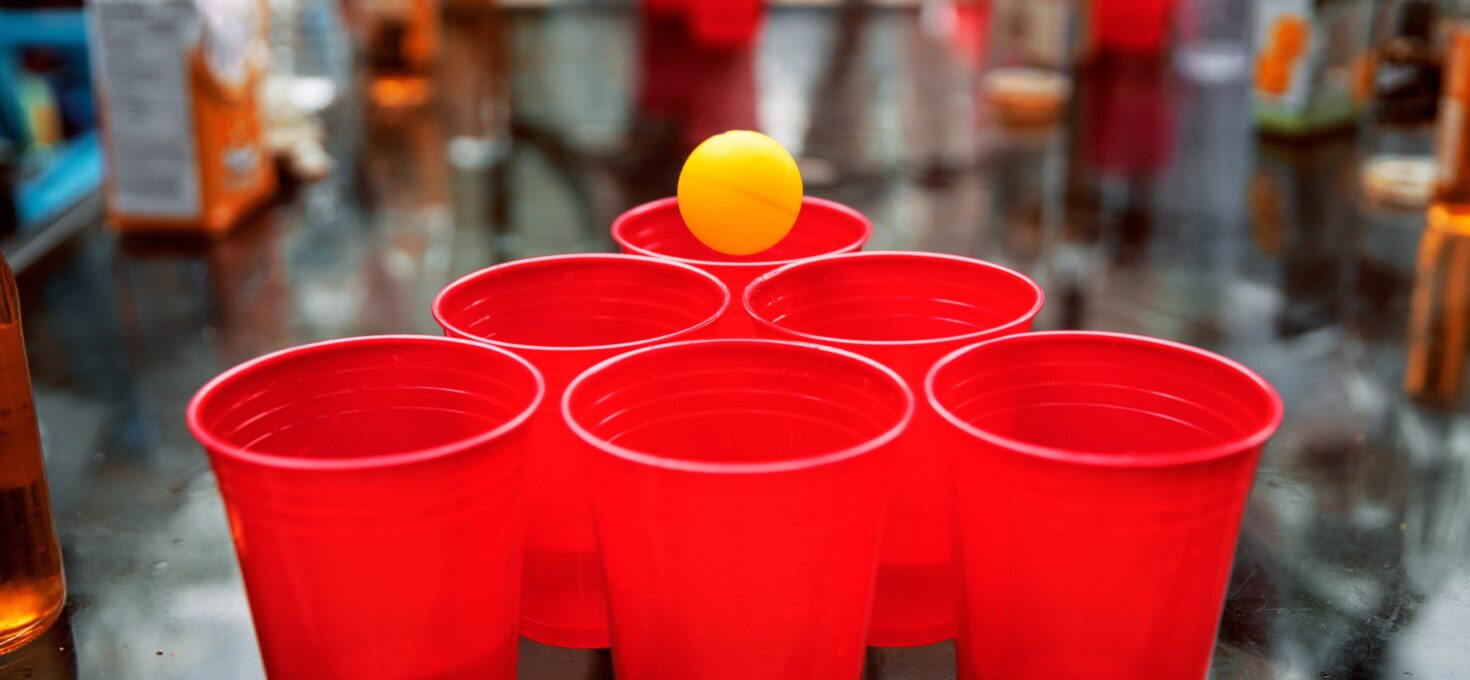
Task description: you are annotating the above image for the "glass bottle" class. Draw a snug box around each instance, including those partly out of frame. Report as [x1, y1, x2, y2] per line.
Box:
[364, 0, 441, 108]
[982, 0, 1078, 127]
[0, 609, 75, 679]
[1405, 21, 1470, 405]
[1403, 204, 1470, 405]
[1173, 0, 1254, 82]
[1360, 0, 1443, 208]
[267, 0, 352, 113]
[0, 252, 65, 654]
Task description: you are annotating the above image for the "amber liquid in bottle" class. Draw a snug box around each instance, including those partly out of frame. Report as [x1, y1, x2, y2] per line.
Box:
[0, 254, 64, 654]
[1406, 26, 1470, 405]
[365, 0, 440, 108]
[1405, 203, 1470, 404]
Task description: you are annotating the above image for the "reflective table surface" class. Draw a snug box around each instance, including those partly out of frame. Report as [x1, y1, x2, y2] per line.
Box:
[3, 4, 1467, 679]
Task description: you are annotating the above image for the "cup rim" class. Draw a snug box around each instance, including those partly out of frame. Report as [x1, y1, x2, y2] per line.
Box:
[743, 250, 1046, 347]
[563, 338, 915, 475]
[924, 331, 1284, 468]
[431, 253, 731, 353]
[187, 334, 546, 472]
[609, 196, 873, 269]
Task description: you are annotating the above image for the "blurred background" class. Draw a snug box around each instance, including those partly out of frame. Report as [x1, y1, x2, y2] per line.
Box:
[2, 0, 1470, 677]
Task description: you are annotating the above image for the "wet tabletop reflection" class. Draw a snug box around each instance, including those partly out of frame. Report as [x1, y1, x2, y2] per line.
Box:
[7, 4, 1470, 679]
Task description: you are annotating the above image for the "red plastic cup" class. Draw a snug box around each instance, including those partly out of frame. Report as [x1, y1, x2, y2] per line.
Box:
[925, 332, 1283, 680]
[1092, 0, 1175, 55]
[431, 254, 729, 648]
[611, 196, 872, 335]
[563, 339, 914, 680]
[743, 251, 1045, 647]
[186, 336, 544, 680]
[686, 0, 764, 47]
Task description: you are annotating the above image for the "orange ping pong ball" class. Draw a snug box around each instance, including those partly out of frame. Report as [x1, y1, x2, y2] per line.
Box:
[677, 130, 804, 256]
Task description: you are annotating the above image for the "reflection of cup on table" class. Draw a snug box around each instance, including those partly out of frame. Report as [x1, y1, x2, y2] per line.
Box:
[564, 339, 913, 679]
[927, 331, 1282, 680]
[188, 335, 544, 679]
[745, 251, 1044, 647]
[611, 197, 871, 335]
[433, 254, 728, 648]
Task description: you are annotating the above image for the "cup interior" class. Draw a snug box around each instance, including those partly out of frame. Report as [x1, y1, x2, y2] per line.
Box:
[566, 341, 911, 468]
[928, 333, 1281, 461]
[435, 257, 727, 349]
[613, 198, 870, 265]
[191, 338, 541, 463]
[746, 253, 1042, 343]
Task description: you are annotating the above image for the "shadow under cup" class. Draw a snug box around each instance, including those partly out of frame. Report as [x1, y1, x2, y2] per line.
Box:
[186, 336, 544, 680]
[563, 340, 913, 680]
[744, 251, 1045, 647]
[611, 197, 872, 334]
[926, 332, 1283, 680]
[432, 254, 729, 648]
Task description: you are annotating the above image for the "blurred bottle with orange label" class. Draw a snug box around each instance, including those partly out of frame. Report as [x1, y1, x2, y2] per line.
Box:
[1253, 0, 1372, 136]
[1255, 13, 1310, 97]
[88, 0, 277, 236]
[1358, 0, 1443, 210]
[363, 0, 441, 108]
[1406, 23, 1470, 405]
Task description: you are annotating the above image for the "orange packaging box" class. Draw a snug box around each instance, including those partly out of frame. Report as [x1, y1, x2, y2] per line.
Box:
[88, 0, 276, 236]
